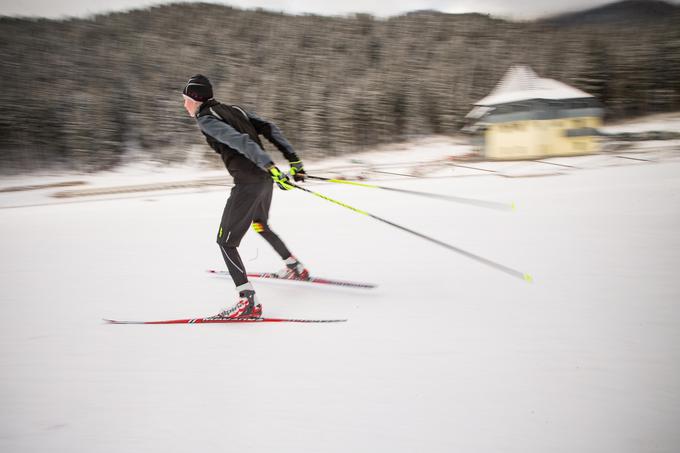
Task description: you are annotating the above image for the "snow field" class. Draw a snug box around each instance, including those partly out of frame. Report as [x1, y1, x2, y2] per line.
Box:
[1, 155, 679, 452]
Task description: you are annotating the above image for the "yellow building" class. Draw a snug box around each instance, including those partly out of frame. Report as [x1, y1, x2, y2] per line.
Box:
[465, 66, 604, 160]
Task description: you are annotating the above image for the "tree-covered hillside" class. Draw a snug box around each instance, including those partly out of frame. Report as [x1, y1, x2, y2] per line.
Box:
[1, 2, 679, 171]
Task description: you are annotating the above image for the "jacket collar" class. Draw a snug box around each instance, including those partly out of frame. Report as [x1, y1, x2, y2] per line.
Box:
[196, 98, 218, 118]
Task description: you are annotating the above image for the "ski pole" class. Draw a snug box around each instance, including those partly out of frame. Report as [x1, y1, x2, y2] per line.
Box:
[306, 175, 515, 211]
[292, 183, 532, 283]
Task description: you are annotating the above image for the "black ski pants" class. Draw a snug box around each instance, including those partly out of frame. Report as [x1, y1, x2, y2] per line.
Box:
[217, 179, 292, 287]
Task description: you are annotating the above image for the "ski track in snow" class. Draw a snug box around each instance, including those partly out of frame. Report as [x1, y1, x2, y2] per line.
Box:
[1, 139, 680, 452]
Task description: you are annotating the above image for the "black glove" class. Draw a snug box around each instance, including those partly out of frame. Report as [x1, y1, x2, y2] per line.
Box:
[268, 166, 295, 191]
[289, 160, 306, 182]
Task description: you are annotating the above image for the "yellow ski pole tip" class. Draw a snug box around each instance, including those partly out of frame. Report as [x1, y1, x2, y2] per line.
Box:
[523, 273, 534, 283]
[511, 202, 517, 211]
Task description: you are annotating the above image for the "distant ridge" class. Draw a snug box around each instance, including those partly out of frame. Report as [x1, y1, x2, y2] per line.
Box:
[540, 0, 680, 26]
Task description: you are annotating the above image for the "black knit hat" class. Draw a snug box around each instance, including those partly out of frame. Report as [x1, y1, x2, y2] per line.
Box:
[182, 74, 213, 102]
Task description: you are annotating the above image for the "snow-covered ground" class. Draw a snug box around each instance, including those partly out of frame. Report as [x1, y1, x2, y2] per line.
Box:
[1, 132, 680, 452]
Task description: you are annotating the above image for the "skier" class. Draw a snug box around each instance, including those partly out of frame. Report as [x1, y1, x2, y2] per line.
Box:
[182, 74, 309, 319]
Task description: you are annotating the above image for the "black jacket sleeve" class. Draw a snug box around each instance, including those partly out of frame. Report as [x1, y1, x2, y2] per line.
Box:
[245, 110, 300, 162]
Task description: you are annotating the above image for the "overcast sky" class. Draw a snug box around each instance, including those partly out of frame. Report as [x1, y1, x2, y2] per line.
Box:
[1, 0, 679, 20]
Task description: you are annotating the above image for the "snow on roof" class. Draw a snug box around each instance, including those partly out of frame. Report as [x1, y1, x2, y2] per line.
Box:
[475, 65, 593, 106]
[465, 106, 493, 119]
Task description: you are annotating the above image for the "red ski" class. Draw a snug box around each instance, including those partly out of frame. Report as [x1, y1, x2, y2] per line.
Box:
[207, 269, 377, 289]
[104, 317, 346, 324]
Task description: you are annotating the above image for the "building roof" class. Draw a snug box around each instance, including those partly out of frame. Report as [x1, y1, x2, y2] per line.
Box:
[474, 65, 593, 107]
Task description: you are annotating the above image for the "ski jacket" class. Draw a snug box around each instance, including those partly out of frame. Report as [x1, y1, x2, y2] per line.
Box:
[195, 100, 299, 184]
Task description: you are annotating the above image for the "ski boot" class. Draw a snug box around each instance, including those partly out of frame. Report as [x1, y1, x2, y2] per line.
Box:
[277, 256, 310, 281]
[214, 283, 262, 319]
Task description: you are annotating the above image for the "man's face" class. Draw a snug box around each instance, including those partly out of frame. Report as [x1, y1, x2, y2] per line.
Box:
[183, 96, 199, 117]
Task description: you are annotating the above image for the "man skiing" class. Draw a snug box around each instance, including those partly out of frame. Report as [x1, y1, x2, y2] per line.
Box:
[182, 74, 309, 319]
